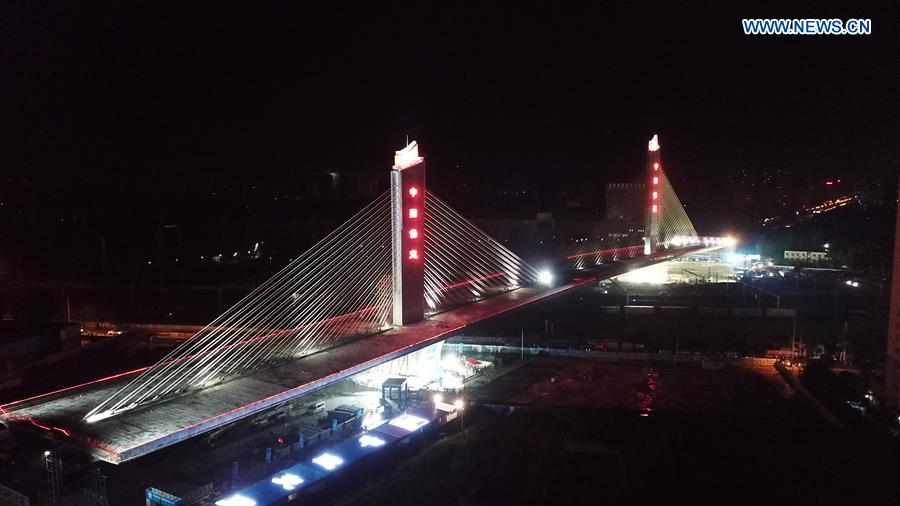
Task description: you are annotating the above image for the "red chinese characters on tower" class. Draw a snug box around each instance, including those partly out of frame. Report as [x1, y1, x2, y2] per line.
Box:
[407, 186, 420, 260]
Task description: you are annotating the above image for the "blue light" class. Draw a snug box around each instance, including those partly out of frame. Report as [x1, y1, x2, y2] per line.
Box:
[359, 434, 385, 448]
[312, 453, 343, 471]
[271, 473, 303, 491]
[215, 494, 256, 506]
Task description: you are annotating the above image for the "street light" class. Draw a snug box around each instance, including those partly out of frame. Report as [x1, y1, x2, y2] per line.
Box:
[433, 393, 443, 404]
[454, 399, 466, 431]
[537, 269, 553, 286]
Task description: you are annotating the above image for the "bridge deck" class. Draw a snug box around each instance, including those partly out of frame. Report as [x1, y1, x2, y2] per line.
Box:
[1, 247, 707, 464]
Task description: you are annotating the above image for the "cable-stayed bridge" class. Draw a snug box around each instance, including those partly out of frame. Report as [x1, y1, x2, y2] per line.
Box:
[1, 135, 724, 463]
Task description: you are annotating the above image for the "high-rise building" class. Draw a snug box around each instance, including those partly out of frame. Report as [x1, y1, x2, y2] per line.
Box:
[884, 182, 900, 409]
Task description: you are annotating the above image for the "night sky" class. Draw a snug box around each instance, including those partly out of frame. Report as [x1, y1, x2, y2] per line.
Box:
[1, 1, 897, 228]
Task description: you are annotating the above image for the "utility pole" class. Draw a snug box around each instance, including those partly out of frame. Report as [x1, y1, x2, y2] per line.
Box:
[44, 450, 62, 505]
[520, 326, 524, 360]
[791, 318, 797, 364]
[92, 467, 109, 506]
[673, 335, 680, 367]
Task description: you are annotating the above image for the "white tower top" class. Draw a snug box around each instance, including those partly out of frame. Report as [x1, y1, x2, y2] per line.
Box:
[393, 141, 423, 170]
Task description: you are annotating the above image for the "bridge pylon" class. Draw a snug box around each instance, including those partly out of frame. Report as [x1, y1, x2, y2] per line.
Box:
[644, 134, 661, 254]
[391, 141, 426, 325]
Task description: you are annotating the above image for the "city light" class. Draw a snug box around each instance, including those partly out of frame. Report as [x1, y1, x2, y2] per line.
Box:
[271, 473, 303, 491]
[433, 393, 443, 404]
[312, 453, 343, 471]
[359, 434, 386, 448]
[388, 413, 429, 431]
[361, 412, 386, 430]
[215, 495, 256, 506]
[537, 269, 553, 286]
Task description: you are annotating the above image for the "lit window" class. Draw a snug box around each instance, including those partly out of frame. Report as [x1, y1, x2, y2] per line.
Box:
[408, 187, 418, 197]
[652, 176, 659, 185]
[408, 249, 419, 260]
[359, 434, 386, 448]
[312, 453, 343, 471]
[215, 495, 256, 506]
[272, 473, 303, 491]
[409, 228, 419, 239]
[409, 208, 418, 219]
[388, 413, 429, 431]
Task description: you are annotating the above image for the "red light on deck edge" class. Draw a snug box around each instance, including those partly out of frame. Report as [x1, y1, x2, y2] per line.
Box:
[652, 204, 658, 213]
[408, 249, 419, 260]
[652, 176, 659, 185]
[409, 208, 418, 219]
[409, 228, 418, 239]
[408, 187, 418, 197]
[653, 162, 659, 170]
[652, 191, 658, 200]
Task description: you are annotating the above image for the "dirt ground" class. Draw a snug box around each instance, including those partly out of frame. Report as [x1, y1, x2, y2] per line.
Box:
[469, 357, 817, 422]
